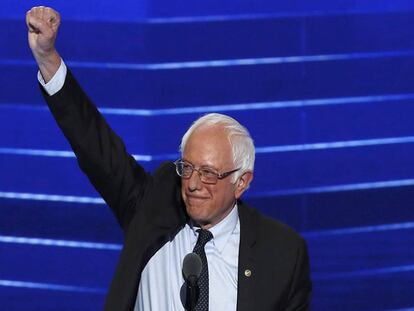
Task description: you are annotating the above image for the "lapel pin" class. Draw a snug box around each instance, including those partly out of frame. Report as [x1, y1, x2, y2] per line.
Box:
[244, 269, 252, 277]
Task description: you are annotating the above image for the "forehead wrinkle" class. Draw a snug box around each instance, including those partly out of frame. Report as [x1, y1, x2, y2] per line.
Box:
[183, 125, 233, 170]
[196, 123, 237, 168]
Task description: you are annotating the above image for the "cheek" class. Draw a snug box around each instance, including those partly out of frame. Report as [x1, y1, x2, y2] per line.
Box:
[210, 188, 228, 206]
[181, 178, 187, 189]
[218, 185, 237, 204]
[181, 180, 186, 194]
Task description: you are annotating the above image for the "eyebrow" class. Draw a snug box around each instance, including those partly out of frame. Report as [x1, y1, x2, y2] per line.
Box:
[181, 158, 219, 171]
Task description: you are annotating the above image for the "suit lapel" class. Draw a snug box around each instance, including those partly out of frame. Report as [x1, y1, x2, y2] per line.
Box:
[236, 202, 258, 311]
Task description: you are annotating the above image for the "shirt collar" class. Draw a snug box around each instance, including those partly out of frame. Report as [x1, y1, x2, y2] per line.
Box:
[189, 203, 239, 253]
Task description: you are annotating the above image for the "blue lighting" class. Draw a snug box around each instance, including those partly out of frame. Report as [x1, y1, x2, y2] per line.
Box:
[99, 93, 414, 116]
[2, 136, 414, 161]
[146, 11, 342, 24]
[2, 92, 414, 116]
[3, 3, 414, 308]
[2, 178, 414, 205]
[145, 10, 414, 24]
[255, 137, 414, 153]
[0, 235, 122, 250]
[0, 148, 75, 158]
[0, 148, 152, 161]
[0, 191, 104, 204]
[304, 222, 414, 238]
[313, 264, 414, 280]
[249, 179, 414, 197]
[2, 50, 414, 71]
[0, 279, 106, 294]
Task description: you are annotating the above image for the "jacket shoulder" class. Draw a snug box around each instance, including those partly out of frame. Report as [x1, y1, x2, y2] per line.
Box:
[239, 202, 306, 248]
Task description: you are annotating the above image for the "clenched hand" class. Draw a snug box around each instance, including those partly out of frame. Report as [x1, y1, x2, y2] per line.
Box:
[26, 6, 62, 82]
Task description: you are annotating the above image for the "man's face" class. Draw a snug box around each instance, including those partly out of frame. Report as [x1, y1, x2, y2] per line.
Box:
[181, 125, 248, 229]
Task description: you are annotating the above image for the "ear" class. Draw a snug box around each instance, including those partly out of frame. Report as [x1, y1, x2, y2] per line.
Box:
[235, 171, 254, 199]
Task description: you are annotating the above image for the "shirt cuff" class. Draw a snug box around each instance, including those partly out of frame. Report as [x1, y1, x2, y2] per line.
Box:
[37, 60, 67, 96]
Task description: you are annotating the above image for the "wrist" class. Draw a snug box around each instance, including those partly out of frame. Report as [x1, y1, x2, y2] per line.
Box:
[33, 48, 59, 64]
[33, 49, 62, 83]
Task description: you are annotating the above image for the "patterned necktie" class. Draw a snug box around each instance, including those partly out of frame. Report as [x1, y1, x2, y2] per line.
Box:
[192, 229, 213, 311]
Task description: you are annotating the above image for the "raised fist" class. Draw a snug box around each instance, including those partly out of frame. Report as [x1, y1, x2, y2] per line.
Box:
[26, 6, 60, 57]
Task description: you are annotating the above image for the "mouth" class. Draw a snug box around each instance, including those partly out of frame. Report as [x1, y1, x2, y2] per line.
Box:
[185, 194, 209, 204]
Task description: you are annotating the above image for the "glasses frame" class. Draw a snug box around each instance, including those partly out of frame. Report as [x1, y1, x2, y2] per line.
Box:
[174, 159, 240, 185]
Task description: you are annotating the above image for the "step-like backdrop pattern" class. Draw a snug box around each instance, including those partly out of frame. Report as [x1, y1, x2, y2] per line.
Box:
[1, 1, 414, 310]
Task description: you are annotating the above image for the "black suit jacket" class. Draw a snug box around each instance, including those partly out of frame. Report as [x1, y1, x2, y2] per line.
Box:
[42, 69, 311, 310]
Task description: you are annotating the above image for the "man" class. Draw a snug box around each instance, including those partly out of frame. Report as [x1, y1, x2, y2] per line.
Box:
[26, 6, 311, 310]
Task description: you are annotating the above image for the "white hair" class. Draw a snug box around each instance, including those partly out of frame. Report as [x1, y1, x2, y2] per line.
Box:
[179, 113, 255, 183]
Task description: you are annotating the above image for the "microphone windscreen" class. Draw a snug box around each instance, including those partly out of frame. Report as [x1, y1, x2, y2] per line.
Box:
[182, 253, 202, 282]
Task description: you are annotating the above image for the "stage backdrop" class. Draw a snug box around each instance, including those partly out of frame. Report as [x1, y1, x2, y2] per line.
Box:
[1, 0, 414, 309]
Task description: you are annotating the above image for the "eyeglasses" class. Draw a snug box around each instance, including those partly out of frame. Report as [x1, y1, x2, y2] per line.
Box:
[174, 159, 240, 185]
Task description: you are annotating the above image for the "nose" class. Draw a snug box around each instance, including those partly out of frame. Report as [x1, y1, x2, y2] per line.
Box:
[187, 169, 203, 192]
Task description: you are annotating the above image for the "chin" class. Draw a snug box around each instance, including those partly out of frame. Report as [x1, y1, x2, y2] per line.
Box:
[185, 204, 210, 226]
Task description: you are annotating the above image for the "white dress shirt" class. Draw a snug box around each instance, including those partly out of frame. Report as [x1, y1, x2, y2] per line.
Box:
[135, 205, 239, 311]
[37, 60, 67, 95]
[38, 63, 240, 310]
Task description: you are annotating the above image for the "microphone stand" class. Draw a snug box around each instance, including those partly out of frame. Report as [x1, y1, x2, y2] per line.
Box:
[186, 275, 198, 311]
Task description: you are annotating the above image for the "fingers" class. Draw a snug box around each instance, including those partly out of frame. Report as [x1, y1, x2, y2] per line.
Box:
[26, 6, 61, 57]
[26, 6, 60, 33]
[26, 14, 42, 34]
[26, 14, 50, 36]
[44, 7, 61, 31]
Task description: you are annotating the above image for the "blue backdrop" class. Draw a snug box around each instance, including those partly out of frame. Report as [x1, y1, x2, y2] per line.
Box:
[1, 0, 414, 310]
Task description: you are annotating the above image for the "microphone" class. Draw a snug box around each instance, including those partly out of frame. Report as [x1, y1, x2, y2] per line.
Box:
[182, 253, 202, 311]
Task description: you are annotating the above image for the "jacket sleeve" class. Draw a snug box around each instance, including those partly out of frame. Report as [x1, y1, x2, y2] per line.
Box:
[283, 237, 312, 311]
[41, 68, 150, 231]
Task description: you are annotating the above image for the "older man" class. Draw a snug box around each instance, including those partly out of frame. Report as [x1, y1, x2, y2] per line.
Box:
[26, 6, 311, 311]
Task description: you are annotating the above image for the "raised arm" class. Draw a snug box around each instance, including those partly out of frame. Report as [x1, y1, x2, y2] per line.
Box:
[26, 6, 61, 82]
[26, 7, 151, 231]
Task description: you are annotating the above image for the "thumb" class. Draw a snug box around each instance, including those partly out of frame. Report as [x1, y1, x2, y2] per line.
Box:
[26, 14, 51, 36]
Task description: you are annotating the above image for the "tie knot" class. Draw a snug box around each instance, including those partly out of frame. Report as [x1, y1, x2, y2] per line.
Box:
[195, 229, 213, 248]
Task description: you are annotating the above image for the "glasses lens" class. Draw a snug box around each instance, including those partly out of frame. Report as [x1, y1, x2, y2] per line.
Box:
[175, 161, 183, 176]
[176, 161, 193, 178]
[183, 163, 193, 178]
[200, 168, 218, 184]
[175, 160, 220, 184]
